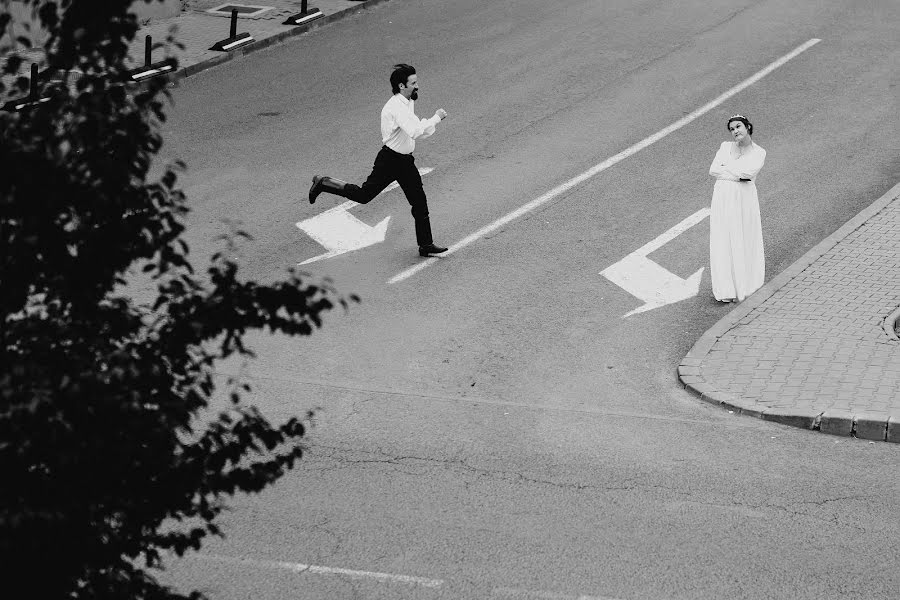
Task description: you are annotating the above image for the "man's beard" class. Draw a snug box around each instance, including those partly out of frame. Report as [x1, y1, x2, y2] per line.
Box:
[411, 90, 418, 100]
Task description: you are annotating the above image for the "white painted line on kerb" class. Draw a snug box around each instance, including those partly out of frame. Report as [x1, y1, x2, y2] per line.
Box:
[198, 554, 444, 588]
[388, 38, 821, 285]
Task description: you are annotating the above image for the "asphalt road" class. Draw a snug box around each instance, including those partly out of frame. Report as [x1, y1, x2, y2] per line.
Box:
[154, 1, 900, 598]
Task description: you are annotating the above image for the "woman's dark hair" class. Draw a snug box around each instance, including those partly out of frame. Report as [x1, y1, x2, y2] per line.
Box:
[390, 63, 416, 94]
[727, 115, 753, 136]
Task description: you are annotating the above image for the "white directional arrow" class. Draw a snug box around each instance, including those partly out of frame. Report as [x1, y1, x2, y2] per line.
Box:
[298, 168, 433, 265]
[298, 203, 390, 265]
[601, 208, 710, 317]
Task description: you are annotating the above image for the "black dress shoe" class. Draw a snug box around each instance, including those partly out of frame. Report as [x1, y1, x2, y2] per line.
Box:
[418, 244, 448, 257]
[308, 175, 324, 204]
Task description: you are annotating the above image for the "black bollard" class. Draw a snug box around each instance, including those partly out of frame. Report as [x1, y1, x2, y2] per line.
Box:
[29, 63, 38, 99]
[2, 63, 49, 110]
[210, 7, 254, 51]
[129, 34, 175, 81]
[283, 0, 322, 25]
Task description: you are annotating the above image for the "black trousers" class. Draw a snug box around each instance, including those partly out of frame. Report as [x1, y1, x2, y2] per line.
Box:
[342, 145, 433, 247]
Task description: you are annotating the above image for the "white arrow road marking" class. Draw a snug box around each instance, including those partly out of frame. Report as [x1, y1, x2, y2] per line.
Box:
[298, 168, 433, 265]
[298, 202, 390, 265]
[387, 38, 820, 285]
[601, 208, 710, 317]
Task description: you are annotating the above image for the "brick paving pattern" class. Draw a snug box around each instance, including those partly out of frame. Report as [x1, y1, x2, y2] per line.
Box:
[680, 188, 900, 443]
[127, 0, 377, 73]
[3, 0, 383, 84]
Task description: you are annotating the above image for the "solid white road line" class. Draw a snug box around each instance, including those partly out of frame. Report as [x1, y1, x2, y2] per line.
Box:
[387, 38, 821, 285]
[198, 554, 445, 588]
[631, 207, 711, 256]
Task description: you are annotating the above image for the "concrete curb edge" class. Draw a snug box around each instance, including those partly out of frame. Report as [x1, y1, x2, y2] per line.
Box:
[679, 180, 900, 441]
[155, 0, 393, 86]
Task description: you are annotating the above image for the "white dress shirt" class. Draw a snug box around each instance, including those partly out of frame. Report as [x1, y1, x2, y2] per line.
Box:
[381, 94, 441, 155]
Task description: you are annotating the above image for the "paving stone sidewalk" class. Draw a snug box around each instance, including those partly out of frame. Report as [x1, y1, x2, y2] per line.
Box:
[2, 0, 390, 87]
[679, 181, 900, 443]
[128, 0, 392, 79]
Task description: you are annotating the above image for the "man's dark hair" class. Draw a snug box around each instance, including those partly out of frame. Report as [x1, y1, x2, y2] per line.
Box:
[390, 63, 416, 94]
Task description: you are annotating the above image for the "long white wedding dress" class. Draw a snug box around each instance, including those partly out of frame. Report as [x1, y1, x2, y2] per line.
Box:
[708, 140, 767, 302]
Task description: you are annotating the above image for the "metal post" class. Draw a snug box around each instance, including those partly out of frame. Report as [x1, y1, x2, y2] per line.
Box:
[29, 63, 38, 99]
[230, 9, 238, 38]
[145, 35, 152, 66]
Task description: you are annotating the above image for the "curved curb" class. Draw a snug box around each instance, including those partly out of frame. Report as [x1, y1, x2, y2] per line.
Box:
[678, 180, 900, 442]
[881, 305, 900, 342]
[139, 0, 393, 88]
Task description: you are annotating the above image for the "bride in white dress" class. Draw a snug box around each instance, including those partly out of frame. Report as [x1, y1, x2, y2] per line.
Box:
[709, 115, 767, 303]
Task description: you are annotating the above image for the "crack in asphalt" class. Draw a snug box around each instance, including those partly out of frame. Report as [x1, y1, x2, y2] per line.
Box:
[305, 515, 344, 560]
[303, 444, 697, 495]
[301, 445, 874, 534]
[694, 495, 872, 535]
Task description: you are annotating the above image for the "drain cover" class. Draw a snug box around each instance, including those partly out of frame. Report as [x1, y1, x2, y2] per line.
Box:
[207, 3, 274, 17]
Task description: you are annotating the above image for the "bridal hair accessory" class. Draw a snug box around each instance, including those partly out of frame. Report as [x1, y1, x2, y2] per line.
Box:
[726, 114, 753, 135]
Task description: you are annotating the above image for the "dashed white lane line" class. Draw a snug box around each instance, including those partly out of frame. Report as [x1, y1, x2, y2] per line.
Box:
[387, 38, 821, 285]
[198, 554, 642, 599]
[198, 554, 444, 588]
[493, 587, 630, 600]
